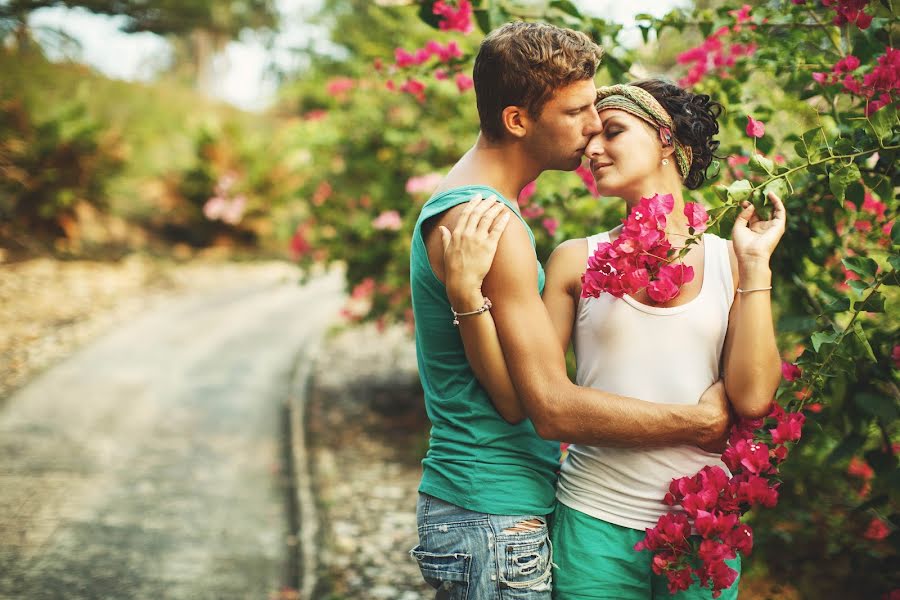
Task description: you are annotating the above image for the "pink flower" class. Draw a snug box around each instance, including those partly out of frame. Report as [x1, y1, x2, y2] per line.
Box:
[769, 411, 805, 444]
[434, 69, 449, 81]
[848, 457, 874, 480]
[326, 77, 354, 97]
[518, 181, 537, 206]
[455, 73, 474, 93]
[575, 163, 599, 197]
[781, 361, 802, 381]
[522, 204, 545, 219]
[684, 202, 710, 232]
[400, 78, 426, 102]
[542, 217, 560, 237]
[433, 0, 474, 34]
[406, 173, 443, 195]
[647, 277, 680, 303]
[729, 4, 752, 24]
[351, 277, 375, 299]
[746, 115, 765, 138]
[864, 517, 891, 541]
[812, 72, 828, 84]
[893, 345, 900, 368]
[372, 210, 403, 231]
[833, 55, 861, 73]
[394, 47, 419, 68]
[289, 225, 311, 259]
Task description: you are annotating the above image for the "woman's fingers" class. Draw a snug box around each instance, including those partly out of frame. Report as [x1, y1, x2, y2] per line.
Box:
[488, 212, 512, 243]
[733, 200, 755, 230]
[768, 192, 787, 224]
[454, 193, 483, 234]
[439, 225, 452, 253]
[476, 200, 506, 234]
[464, 194, 496, 234]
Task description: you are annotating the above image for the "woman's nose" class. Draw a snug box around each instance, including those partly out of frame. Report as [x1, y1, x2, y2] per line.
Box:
[584, 136, 603, 158]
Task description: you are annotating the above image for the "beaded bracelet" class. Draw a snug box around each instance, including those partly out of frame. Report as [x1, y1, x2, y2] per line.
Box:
[452, 297, 492, 326]
[736, 286, 772, 293]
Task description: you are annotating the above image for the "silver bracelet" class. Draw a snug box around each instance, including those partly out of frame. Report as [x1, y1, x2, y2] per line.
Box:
[736, 286, 772, 293]
[452, 297, 492, 326]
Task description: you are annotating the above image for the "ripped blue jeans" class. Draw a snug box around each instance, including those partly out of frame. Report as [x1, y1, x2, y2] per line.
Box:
[411, 492, 553, 600]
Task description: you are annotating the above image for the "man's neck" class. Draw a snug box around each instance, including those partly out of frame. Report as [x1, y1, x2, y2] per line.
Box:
[436, 134, 540, 205]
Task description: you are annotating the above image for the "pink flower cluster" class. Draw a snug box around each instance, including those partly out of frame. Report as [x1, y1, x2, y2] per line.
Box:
[389, 39, 473, 100]
[326, 77, 354, 99]
[636, 403, 806, 597]
[676, 8, 758, 87]
[575, 163, 599, 197]
[581, 194, 709, 303]
[823, 0, 874, 29]
[203, 173, 247, 225]
[433, 0, 474, 34]
[812, 47, 898, 115]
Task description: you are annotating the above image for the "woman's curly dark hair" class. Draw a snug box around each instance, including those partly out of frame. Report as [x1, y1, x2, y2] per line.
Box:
[631, 79, 723, 190]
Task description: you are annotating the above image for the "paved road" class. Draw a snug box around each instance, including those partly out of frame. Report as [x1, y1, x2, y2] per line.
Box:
[0, 268, 344, 600]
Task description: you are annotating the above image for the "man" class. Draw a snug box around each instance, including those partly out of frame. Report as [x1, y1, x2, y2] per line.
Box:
[409, 21, 731, 599]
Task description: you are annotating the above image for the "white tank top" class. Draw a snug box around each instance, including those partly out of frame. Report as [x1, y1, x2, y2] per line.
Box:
[556, 230, 735, 531]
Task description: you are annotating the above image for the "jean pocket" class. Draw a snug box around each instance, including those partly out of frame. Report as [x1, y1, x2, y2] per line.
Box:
[500, 534, 553, 594]
[410, 545, 471, 599]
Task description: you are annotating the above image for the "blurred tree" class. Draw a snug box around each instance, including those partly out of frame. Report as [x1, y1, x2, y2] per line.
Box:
[0, 0, 279, 92]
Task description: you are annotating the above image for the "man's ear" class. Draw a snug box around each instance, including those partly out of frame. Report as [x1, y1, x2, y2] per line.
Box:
[501, 105, 529, 139]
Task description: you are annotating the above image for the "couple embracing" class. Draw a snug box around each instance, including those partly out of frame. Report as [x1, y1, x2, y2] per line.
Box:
[409, 20, 785, 600]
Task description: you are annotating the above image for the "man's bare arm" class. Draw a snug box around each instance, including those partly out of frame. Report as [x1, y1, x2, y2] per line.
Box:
[481, 218, 729, 447]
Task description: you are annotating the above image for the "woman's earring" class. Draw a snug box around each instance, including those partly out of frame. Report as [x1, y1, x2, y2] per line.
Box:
[662, 159, 670, 166]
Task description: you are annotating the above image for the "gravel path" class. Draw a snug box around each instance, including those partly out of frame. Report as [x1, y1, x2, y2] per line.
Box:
[0, 256, 326, 400]
[307, 324, 432, 600]
[0, 263, 344, 599]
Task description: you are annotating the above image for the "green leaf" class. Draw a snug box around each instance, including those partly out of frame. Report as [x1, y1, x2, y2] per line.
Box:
[842, 256, 878, 279]
[846, 181, 866, 205]
[801, 127, 826, 162]
[827, 433, 867, 464]
[713, 184, 729, 202]
[474, 8, 491, 34]
[868, 104, 898, 142]
[829, 163, 861, 205]
[889, 254, 900, 271]
[749, 154, 774, 175]
[851, 322, 877, 362]
[726, 179, 753, 203]
[762, 177, 789, 201]
[854, 392, 899, 422]
[811, 330, 839, 352]
[848, 279, 870, 293]
[550, 0, 582, 18]
[857, 291, 885, 313]
[824, 297, 851, 313]
[892, 223, 900, 247]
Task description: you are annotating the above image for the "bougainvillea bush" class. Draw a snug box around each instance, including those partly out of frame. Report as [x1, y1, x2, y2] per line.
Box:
[289, 1, 897, 596]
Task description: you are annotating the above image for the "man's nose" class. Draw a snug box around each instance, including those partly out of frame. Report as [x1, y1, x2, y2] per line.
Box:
[586, 108, 603, 136]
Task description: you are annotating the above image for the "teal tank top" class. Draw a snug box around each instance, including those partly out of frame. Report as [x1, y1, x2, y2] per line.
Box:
[410, 185, 560, 516]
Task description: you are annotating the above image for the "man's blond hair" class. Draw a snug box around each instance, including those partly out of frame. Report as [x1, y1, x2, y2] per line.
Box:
[473, 21, 603, 140]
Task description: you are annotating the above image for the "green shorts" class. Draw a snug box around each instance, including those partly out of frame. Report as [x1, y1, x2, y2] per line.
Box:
[550, 501, 741, 600]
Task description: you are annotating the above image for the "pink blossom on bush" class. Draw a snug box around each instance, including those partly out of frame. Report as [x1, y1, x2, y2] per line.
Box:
[455, 72, 474, 92]
[326, 77, 354, 98]
[289, 225, 311, 259]
[312, 181, 332, 206]
[781, 361, 802, 381]
[864, 517, 891, 540]
[372, 210, 403, 231]
[848, 457, 874, 480]
[542, 217, 559, 237]
[518, 180, 537, 206]
[406, 172, 443, 195]
[575, 163, 599, 197]
[522, 204, 545, 219]
[746, 115, 766, 138]
[400, 78, 426, 102]
[433, 0, 474, 34]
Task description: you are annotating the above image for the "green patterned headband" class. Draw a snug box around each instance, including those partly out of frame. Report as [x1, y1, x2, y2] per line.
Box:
[595, 84, 693, 180]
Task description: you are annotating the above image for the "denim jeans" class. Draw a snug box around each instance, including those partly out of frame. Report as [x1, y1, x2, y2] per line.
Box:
[410, 492, 553, 600]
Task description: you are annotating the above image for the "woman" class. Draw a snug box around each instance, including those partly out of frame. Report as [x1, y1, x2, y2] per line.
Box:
[440, 79, 785, 599]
